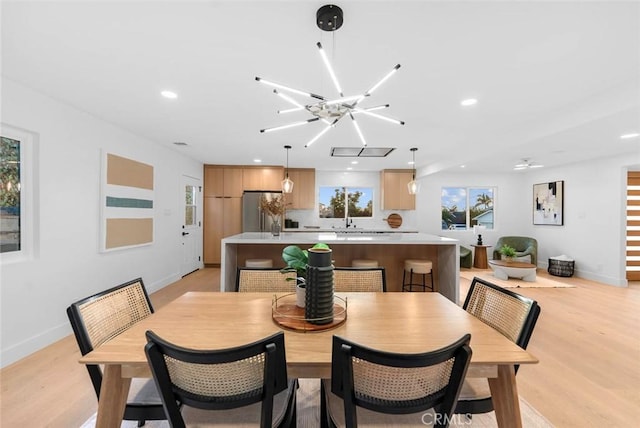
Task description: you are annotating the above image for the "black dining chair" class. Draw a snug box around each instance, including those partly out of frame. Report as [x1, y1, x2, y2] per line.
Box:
[144, 330, 297, 428]
[322, 334, 472, 427]
[66, 278, 165, 427]
[454, 276, 541, 415]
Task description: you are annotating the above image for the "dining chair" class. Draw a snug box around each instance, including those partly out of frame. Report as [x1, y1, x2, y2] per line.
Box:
[322, 334, 472, 428]
[454, 276, 541, 415]
[66, 278, 165, 427]
[236, 267, 297, 292]
[144, 330, 297, 428]
[333, 267, 386, 292]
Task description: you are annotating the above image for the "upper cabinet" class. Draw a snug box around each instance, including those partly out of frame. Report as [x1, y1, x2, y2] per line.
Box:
[242, 166, 284, 191]
[283, 168, 316, 210]
[380, 169, 415, 210]
[204, 166, 243, 197]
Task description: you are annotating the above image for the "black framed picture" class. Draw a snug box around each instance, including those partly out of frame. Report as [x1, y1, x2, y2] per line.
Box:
[533, 180, 564, 225]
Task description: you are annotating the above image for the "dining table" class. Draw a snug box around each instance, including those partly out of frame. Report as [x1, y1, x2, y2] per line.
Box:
[79, 291, 538, 428]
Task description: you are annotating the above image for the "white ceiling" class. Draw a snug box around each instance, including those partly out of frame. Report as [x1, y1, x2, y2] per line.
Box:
[2, 1, 639, 174]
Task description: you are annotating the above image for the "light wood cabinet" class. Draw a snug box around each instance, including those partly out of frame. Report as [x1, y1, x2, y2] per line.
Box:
[283, 168, 316, 210]
[242, 166, 284, 191]
[380, 169, 415, 210]
[204, 166, 243, 197]
[203, 197, 223, 263]
[203, 166, 244, 264]
[203, 197, 242, 264]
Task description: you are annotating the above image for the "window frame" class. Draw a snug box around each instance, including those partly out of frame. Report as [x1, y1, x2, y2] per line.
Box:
[318, 186, 374, 219]
[441, 186, 495, 231]
[0, 125, 35, 264]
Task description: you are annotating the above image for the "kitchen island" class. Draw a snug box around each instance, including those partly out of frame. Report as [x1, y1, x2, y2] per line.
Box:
[221, 232, 460, 302]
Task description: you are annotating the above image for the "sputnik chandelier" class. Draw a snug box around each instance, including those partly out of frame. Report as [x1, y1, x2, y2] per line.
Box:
[256, 4, 404, 148]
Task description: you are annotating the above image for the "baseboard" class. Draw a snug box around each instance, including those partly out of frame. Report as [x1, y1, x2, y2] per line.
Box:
[0, 271, 183, 370]
[0, 322, 69, 369]
[540, 262, 627, 287]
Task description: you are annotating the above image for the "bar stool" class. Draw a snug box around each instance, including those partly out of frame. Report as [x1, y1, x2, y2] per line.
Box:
[352, 259, 379, 268]
[402, 259, 434, 292]
[245, 259, 273, 268]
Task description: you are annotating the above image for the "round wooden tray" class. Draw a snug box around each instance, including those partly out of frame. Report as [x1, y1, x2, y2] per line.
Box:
[385, 213, 403, 228]
[272, 294, 347, 332]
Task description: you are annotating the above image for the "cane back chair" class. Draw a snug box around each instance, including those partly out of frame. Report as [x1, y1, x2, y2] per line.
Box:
[455, 276, 541, 415]
[66, 278, 165, 426]
[323, 334, 472, 427]
[144, 330, 297, 428]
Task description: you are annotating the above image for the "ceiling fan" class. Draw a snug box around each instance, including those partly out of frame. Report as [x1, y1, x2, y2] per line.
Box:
[513, 158, 544, 170]
[256, 5, 404, 148]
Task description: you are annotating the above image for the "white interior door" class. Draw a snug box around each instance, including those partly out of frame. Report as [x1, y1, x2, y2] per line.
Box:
[181, 175, 202, 276]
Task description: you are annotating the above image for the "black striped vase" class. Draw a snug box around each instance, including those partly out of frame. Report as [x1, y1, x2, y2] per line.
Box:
[305, 248, 334, 324]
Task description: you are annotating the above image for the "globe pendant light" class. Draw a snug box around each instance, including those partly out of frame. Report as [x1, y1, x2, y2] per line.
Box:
[407, 147, 420, 195]
[282, 145, 294, 193]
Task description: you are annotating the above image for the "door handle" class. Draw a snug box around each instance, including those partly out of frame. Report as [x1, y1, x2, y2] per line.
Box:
[182, 232, 190, 236]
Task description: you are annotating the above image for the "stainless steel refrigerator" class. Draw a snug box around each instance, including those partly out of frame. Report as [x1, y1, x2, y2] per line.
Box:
[242, 191, 283, 232]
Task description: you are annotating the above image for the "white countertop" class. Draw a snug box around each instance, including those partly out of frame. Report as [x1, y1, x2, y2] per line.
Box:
[222, 232, 459, 245]
[284, 228, 419, 233]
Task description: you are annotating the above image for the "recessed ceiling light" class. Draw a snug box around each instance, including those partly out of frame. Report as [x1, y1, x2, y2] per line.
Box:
[620, 132, 639, 140]
[460, 98, 478, 107]
[161, 90, 178, 99]
[253, 159, 262, 163]
[351, 161, 358, 165]
[347, 167, 353, 171]
[460, 165, 466, 168]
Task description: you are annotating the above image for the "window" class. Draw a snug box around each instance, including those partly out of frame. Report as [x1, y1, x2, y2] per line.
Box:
[184, 184, 197, 226]
[0, 136, 21, 252]
[319, 186, 373, 218]
[441, 187, 494, 230]
[0, 125, 34, 261]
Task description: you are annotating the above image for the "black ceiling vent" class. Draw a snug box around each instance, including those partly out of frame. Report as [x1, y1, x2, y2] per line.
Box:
[331, 147, 396, 157]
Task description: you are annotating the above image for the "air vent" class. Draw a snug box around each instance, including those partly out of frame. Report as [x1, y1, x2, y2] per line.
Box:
[173, 142, 188, 146]
[331, 147, 395, 157]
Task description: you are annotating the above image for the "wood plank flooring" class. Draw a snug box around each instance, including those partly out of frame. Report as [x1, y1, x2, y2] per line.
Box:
[0, 268, 638, 427]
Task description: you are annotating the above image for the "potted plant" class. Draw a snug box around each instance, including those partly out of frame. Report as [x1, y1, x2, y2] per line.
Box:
[281, 243, 331, 309]
[499, 244, 517, 261]
[280, 242, 330, 283]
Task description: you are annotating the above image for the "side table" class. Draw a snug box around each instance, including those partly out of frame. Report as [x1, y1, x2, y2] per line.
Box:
[471, 244, 490, 269]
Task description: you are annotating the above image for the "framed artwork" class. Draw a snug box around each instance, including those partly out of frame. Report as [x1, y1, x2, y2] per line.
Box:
[100, 151, 155, 251]
[533, 180, 563, 225]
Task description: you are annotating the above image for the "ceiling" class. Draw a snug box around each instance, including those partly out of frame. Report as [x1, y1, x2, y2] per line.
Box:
[2, 1, 639, 175]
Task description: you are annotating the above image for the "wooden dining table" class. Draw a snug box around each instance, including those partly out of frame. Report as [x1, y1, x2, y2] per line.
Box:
[79, 291, 538, 428]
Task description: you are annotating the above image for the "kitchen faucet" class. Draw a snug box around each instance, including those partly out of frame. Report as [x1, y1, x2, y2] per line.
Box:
[345, 217, 353, 228]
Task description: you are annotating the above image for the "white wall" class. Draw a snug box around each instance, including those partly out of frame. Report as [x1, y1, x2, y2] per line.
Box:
[0, 79, 203, 368]
[415, 153, 639, 286]
[521, 154, 639, 286]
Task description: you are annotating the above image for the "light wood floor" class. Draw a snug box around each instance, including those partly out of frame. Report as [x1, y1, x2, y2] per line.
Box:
[1, 268, 638, 427]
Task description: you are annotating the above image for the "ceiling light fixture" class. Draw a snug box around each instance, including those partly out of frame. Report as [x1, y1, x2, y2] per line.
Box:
[407, 147, 420, 195]
[257, 5, 404, 148]
[282, 145, 294, 193]
[161, 90, 177, 99]
[620, 132, 639, 140]
[460, 98, 478, 106]
[514, 158, 544, 170]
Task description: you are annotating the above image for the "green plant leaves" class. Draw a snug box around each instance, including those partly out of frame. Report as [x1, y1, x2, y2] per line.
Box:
[281, 243, 331, 277]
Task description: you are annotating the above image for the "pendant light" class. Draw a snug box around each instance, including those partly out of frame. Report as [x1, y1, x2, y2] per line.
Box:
[282, 145, 294, 193]
[407, 147, 420, 195]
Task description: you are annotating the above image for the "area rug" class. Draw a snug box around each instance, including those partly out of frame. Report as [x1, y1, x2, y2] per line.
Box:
[460, 269, 575, 289]
[81, 379, 554, 427]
